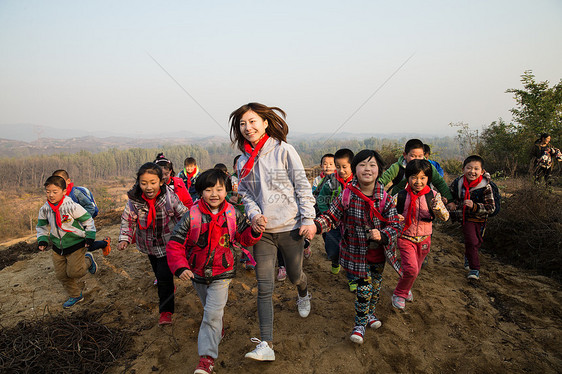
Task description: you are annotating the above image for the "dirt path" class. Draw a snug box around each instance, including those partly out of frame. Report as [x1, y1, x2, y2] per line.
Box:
[1, 223, 560, 373]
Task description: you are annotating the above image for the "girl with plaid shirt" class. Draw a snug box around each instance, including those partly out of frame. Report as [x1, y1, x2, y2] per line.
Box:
[313, 150, 403, 345]
[118, 162, 190, 325]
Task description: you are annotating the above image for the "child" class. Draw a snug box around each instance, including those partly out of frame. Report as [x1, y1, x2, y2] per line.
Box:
[317, 149, 355, 286]
[166, 169, 262, 374]
[230, 155, 241, 194]
[230, 102, 316, 361]
[178, 157, 200, 200]
[379, 139, 453, 202]
[118, 162, 188, 325]
[154, 153, 194, 208]
[423, 144, 444, 177]
[52, 170, 111, 256]
[391, 159, 449, 310]
[37, 176, 98, 308]
[313, 150, 403, 345]
[312, 153, 336, 195]
[446, 155, 496, 280]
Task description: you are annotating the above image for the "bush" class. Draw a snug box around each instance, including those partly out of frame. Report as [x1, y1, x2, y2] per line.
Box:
[484, 179, 562, 281]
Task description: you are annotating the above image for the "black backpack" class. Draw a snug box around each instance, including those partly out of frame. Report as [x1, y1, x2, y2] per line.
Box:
[395, 189, 435, 222]
[454, 177, 501, 217]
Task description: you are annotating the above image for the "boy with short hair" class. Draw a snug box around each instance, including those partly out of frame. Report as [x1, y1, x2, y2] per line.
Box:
[446, 155, 496, 280]
[423, 144, 444, 177]
[312, 153, 336, 195]
[317, 149, 355, 287]
[178, 157, 200, 200]
[52, 170, 111, 256]
[379, 139, 453, 202]
[37, 175, 98, 308]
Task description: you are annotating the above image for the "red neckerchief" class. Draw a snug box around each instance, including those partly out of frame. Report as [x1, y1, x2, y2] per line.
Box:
[48, 198, 73, 233]
[139, 190, 161, 230]
[346, 184, 387, 222]
[239, 135, 270, 180]
[462, 175, 483, 223]
[198, 200, 228, 257]
[335, 173, 353, 190]
[65, 182, 74, 196]
[184, 167, 198, 189]
[404, 184, 431, 229]
[319, 172, 326, 179]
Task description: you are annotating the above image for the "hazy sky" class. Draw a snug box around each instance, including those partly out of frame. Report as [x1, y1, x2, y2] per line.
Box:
[1, 0, 561, 138]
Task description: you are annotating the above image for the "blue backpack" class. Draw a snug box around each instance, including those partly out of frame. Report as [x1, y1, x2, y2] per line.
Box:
[69, 186, 99, 218]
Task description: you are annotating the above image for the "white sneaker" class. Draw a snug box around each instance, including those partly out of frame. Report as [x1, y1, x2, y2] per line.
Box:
[350, 325, 365, 345]
[297, 292, 311, 318]
[367, 315, 382, 329]
[244, 338, 275, 361]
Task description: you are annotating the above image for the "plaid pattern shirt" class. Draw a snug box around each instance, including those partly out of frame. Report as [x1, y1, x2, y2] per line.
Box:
[449, 173, 495, 223]
[119, 186, 188, 258]
[315, 180, 403, 278]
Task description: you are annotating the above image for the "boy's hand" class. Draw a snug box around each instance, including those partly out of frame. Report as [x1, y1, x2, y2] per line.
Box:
[463, 199, 474, 209]
[178, 269, 194, 281]
[441, 196, 448, 204]
[446, 202, 457, 211]
[251, 215, 267, 233]
[397, 214, 405, 222]
[38, 245, 46, 251]
[118, 241, 129, 250]
[299, 224, 316, 240]
[368, 229, 382, 241]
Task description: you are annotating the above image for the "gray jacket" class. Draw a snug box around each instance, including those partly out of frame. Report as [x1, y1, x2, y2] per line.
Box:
[237, 138, 315, 233]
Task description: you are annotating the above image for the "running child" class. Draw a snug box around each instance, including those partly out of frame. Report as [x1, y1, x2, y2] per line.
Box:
[447, 155, 496, 280]
[178, 157, 201, 200]
[317, 149, 355, 288]
[230, 102, 316, 361]
[379, 139, 453, 202]
[52, 170, 111, 256]
[166, 168, 262, 374]
[118, 162, 188, 325]
[37, 175, 98, 308]
[312, 153, 336, 194]
[391, 159, 449, 310]
[154, 153, 194, 208]
[313, 150, 403, 345]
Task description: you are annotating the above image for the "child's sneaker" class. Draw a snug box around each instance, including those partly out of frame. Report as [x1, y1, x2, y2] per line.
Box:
[406, 290, 413, 302]
[102, 237, 112, 256]
[194, 355, 214, 374]
[350, 325, 365, 344]
[304, 246, 312, 259]
[153, 279, 158, 286]
[159, 312, 173, 325]
[367, 315, 382, 329]
[244, 338, 275, 361]
[85, 252, 97, 274]
[331, 264, 340, 275]
[277, 266, 287, 281]
[467, 269, 480, 280]
[392, 294, 405, 310]
[297, 292, 311, 318]
[464, 257, 470, 270]
[348, 280, 357, 292]
[63, 293, 84, 308]
[245, 262, 255, 270]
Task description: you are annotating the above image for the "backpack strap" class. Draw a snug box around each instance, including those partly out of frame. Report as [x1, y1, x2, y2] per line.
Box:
[396, 190, 408, 214]
[188, 204, 202, 245]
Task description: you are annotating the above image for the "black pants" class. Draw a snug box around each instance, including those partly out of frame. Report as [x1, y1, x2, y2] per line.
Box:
[148, 255, 175, 313]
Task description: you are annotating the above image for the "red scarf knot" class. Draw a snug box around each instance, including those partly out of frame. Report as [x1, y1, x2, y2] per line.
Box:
[139, 189, 161, 230]
[48, 198, 73, 233]
[335, 173, 353, 190]
[346, 185, 388, 223]
[404, 185, 431, 230]
[198, 200, 228, 256]
[239, 135, 270, 180]
[462, 175, 483, 223]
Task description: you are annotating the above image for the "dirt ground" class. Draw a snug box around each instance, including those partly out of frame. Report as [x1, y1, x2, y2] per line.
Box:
[1, 219, 561, 374]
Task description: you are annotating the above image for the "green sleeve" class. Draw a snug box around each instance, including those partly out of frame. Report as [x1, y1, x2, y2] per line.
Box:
[317, 181, 332, 213]
[379, 162, 400, 187]
[431, 165, 453, 201]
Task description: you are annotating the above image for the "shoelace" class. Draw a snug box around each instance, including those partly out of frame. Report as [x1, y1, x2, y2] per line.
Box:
[250, 337, 267, 347]
[297, 293, 311, 305]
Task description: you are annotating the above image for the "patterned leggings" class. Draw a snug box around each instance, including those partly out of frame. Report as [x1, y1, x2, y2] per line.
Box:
[355, 262, 385, 326]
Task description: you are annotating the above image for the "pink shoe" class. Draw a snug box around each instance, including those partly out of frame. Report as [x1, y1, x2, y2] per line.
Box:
[277, 266, 287, 281]
[392, 294, 405, 310]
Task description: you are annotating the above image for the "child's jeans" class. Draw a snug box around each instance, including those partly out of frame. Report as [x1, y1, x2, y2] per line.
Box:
[324, 228, 341, 265]
[463, 221, 484, 270]
[394, 236, 431, 299]
[193, 279, 231, 359]
[148, 255, 175, 314]
[354, 262, 385, 326]
[52, 247, 88, 298]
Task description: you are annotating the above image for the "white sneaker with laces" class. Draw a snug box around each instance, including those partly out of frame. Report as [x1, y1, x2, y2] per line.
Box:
[297, 292, 311, 318]
[350, 325, 365, 344]
[244, 338, 275, 361]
